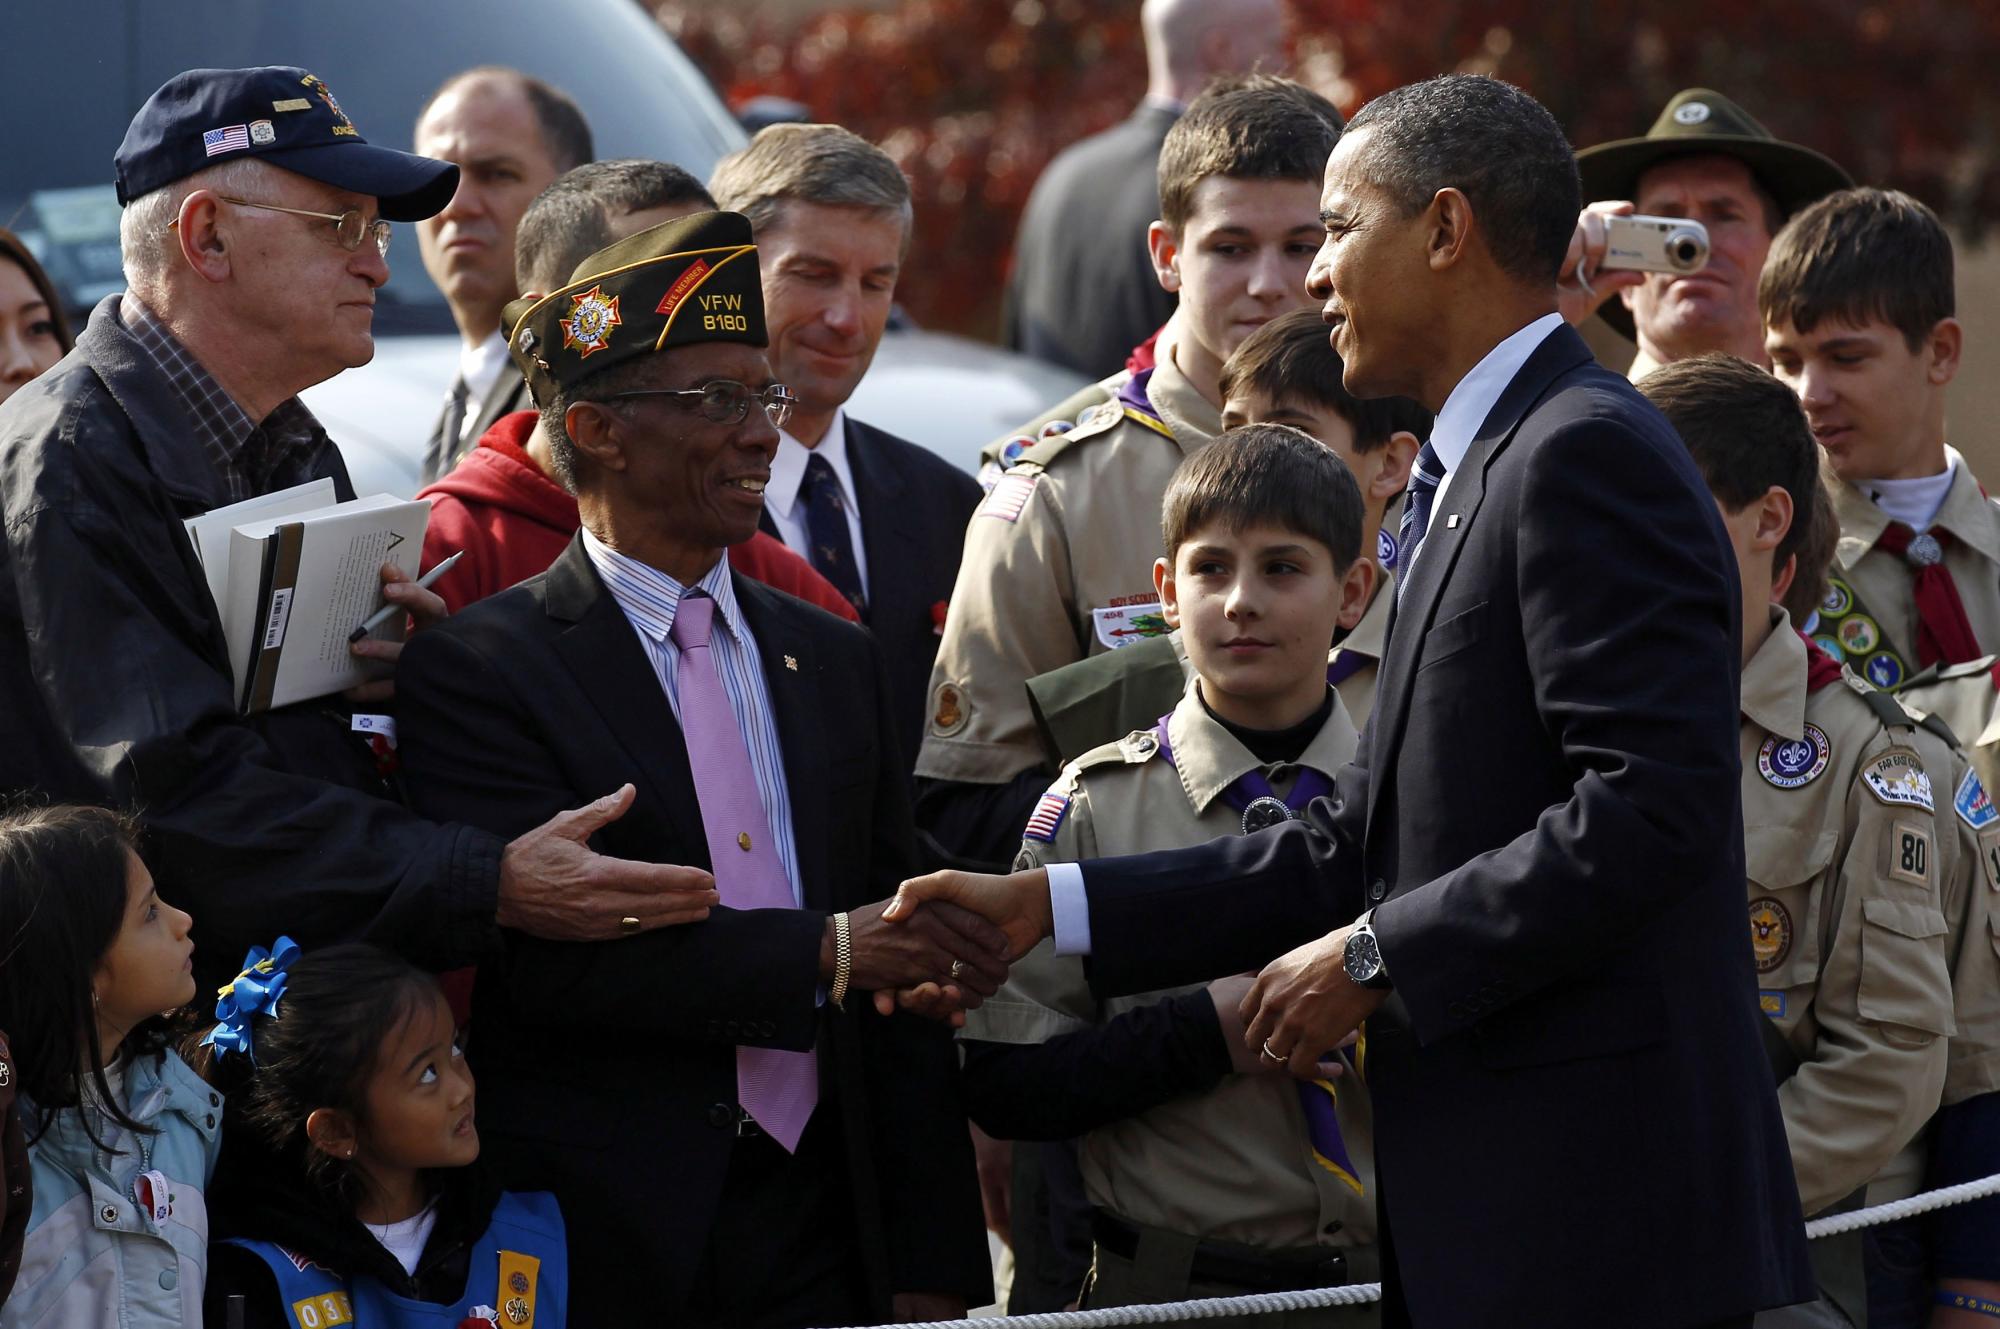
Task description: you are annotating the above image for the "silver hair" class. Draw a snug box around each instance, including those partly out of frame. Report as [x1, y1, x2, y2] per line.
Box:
[708, 123, 912, 248]
[119, 158, 274, 292]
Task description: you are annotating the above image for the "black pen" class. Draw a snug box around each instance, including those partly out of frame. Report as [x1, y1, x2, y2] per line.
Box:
[349, 551, 463, 643]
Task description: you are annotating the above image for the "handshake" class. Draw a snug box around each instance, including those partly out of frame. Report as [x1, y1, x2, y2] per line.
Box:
[873, 867, 1384, 1077]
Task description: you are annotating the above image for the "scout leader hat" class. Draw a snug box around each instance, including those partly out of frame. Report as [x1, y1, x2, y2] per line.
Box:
[504, 211, 768, 406]
[115, 66, 458, 222]
[1577, 89, 1852, 338]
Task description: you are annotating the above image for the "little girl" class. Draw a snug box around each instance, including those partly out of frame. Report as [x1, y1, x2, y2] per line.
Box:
[0, 804, 213, 1327]
[199, 942, 567, 1328]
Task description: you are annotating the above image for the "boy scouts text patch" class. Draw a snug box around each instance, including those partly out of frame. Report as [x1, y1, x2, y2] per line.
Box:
[1956, 768, 1997, 831]
[1757, 724, 1830, 789]
[1023, 791, 1071, 843]
[1863, 751, 1935, 812]
[1748, 897, 1793, 973]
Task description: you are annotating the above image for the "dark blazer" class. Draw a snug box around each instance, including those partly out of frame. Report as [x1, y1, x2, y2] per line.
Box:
[422, 368, 528, 485]
[763, 416, 981, 774]
[1001, 102, 1180, 378]
[394, 536, 990, 1322]
[1077, 325, 1814, 1328]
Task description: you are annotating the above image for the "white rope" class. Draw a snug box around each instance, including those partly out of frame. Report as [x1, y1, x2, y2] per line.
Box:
[866, 1172, 2000, 1329]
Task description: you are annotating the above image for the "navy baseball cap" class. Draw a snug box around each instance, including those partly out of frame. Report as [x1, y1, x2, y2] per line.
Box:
[114, 66, 458, 222]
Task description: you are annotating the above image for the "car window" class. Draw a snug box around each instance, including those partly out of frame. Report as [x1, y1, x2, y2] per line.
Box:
[4, 0, 746, 332]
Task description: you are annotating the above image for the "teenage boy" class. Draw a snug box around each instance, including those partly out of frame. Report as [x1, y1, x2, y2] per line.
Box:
[919, 75, 1342, 868]
[962, 426, 1378, 1325]
[1641, 354, 2000, 1328]
[1761, 188, 1995, 692]
[1027, 308, 1427, 765]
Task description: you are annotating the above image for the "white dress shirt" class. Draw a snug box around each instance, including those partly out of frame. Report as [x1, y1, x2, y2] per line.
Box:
[454, 331, 512, 444]
[1049, 312, 1568, 956]
[580, 528, 803, 907]
[764, 407, 869, 600]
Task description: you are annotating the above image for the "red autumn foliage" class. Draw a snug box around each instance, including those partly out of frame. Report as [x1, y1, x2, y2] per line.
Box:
[653, 0, 2000, 345]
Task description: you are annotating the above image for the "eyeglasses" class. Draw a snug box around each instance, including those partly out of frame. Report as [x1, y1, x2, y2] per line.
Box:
[168, 195, 392, 257]
[606, 380, 798, 429]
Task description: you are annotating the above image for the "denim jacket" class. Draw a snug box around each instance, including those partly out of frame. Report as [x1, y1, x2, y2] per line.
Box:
[1, 1050, 221, 1328]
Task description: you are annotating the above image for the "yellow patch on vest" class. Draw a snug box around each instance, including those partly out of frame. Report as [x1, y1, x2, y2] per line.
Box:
[289, 1291, 353, 1327]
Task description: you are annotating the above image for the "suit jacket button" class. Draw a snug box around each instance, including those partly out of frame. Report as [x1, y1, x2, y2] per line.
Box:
[706, 1103, 734, 1130]
[1368, 878, 1387, 902]
[758, 1022, 775, 1038]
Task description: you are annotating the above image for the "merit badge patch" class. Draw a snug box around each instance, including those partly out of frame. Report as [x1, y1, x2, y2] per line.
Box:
[1864, 652, 1904, 689]
[1023, 791, 1071, 843]
[560, 285, 621, 359]
[1837, 614, 1881, 655]
[1821, 579, 1853, 618]
[978, 471, 1038, 523]
[929, 682, 969, 737]
[1757, 723, 1831, 789]
[1758, 990, 1787, 1019]
[999, 435, 1035, 466]
[1092, 602, 1170, 650]
[1863, 751, 1935, 812]
[1813, 634, 1845, 663]
[1956, 767, 1998, 831]
[1748, 897, 1794, 974]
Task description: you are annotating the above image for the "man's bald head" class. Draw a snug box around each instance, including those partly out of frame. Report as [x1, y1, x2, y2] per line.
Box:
[1142, 0, 1287, 103]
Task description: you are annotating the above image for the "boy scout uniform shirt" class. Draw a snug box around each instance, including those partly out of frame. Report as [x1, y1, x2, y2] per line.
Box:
[1739, 613, 1963, 1214]
[976, 375, 1125, 492]
[1821, 455, 2000, 689]
[1326, 572, 1393, 725]
[919, 328, 1222, 787]
[962, 678, 1373, 1250]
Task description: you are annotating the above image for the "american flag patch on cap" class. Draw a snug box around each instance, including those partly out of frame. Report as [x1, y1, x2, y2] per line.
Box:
[1023, 791, 1071, 843]
[978, 471, 1038, 523]
[203, 124, 250, 156]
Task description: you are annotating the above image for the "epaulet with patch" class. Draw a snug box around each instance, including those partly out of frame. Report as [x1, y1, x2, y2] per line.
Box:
[1016, 399, 1127, 469]
[1066, 728, 1161, 778]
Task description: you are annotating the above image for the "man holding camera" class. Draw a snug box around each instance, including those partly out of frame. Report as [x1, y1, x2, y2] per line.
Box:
[1557, 88, 1850, 379]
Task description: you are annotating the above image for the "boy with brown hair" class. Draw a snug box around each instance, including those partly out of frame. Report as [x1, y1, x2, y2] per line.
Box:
[921, 75, 1342, 869]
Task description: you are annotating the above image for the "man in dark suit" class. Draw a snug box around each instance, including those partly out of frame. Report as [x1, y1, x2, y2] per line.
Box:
[890, 75, 1814, 1328]
[711, 124, 983, 773]
[395, 213, 1003, 1326]
[1001, 0, 1287, 377]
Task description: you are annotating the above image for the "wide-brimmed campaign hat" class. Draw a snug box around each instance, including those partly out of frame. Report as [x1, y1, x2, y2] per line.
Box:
[116, 66, 458, 222]
[1576, 88, 1852, 339]
[504, 210, 769, 406]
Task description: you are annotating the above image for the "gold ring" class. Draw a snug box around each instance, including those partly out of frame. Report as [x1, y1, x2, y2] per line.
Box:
[619, 916, 641, 936]
[1261, 1039, 1284, 1063]
[949, 959, 967, 980]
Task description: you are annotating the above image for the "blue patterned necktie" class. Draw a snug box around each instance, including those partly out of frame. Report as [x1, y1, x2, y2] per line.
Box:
[800, 452, 866, 613]
[1396, 441, 1445, 602]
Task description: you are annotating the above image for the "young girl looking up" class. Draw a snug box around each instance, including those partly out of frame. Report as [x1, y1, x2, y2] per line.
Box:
[0, 804, 213, 1328]
[200, 943, 567, 1329]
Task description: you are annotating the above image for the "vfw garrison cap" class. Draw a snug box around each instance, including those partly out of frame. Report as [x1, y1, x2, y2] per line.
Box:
[115, 66, 458, 222]
[504, 211, 769, 406]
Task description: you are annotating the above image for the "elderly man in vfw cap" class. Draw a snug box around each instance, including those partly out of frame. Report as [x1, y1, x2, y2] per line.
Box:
[1558, 88, 1851, 378]
[0, 67, 728, 1007]
[392, 210, 1001, 1326]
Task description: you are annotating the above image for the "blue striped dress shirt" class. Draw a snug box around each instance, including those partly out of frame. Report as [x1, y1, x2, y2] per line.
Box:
[580, 527, 803, 908]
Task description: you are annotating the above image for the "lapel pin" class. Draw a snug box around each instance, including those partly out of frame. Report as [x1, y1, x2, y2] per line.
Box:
[1446, 514, 1461, 529]
[783, 655, 798, 672]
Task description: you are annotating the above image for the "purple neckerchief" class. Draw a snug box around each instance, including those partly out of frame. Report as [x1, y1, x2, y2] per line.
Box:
[1116, 366, 1160, 419]
[1150, 711, 1333, 821]
[1326, 651, 1372, 689]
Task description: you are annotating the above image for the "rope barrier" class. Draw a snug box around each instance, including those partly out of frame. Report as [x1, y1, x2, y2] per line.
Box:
[863, 1171, 2000, 1329]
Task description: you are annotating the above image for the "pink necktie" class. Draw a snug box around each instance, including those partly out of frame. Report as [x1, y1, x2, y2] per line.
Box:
[670, 593, 817, 1151]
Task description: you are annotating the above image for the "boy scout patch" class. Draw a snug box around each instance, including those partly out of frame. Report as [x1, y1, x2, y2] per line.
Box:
[1023, 790, 1071, 843]
[929, 682, 969, 737]
[1888, 820, 1931, 885]
[1757, 724, 1831, 789]
[1092, 602, 1169, 650]
[1813, 634, 1845, 663]
[1836, 614, 1880, 655]
[978, 471, 1038, 523]
[1376, 528, 1399, 570]
[1862, 751, 1935, 812]
[1748, 897, 1794, 973]
[1758, 990, 1787, 1019]
[1821, 579, 1852, 617]
[1956, 768, 1997, 831]
[1863, 653, 1904, 689]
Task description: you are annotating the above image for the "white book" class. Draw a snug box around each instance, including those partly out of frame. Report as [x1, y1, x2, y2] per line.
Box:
[183, 478, 336, 616]
[185, 484, 430, 713]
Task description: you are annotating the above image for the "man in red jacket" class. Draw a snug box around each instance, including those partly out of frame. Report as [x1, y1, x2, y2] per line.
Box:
[418, 159, 858, 622]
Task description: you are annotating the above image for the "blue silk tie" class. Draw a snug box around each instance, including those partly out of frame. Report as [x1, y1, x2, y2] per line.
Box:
[801, 452, 866, 613]
[1396, 441, 1444, 602]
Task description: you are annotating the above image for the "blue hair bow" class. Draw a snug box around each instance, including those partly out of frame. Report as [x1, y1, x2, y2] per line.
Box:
[201, 936, 300, 1061]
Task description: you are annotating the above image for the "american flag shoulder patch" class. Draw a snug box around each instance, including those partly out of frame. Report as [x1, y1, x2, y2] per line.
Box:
[978, 470, 1039, 523]
[203, 124, 251, 156]
[1022, 790, 1071, 843]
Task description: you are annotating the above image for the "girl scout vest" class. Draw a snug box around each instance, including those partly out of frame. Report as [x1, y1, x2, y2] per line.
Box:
[224, 1190, 566, 1328]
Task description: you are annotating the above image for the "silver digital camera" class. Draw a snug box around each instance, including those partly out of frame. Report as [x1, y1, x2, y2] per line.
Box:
[1599, 215, 1711, 274]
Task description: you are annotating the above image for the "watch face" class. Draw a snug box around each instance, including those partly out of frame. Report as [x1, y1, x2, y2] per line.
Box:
[1344, 930, 1381, 984]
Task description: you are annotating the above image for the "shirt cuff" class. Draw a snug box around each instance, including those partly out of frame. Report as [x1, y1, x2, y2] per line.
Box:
[1047, 862, 1091, 956]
